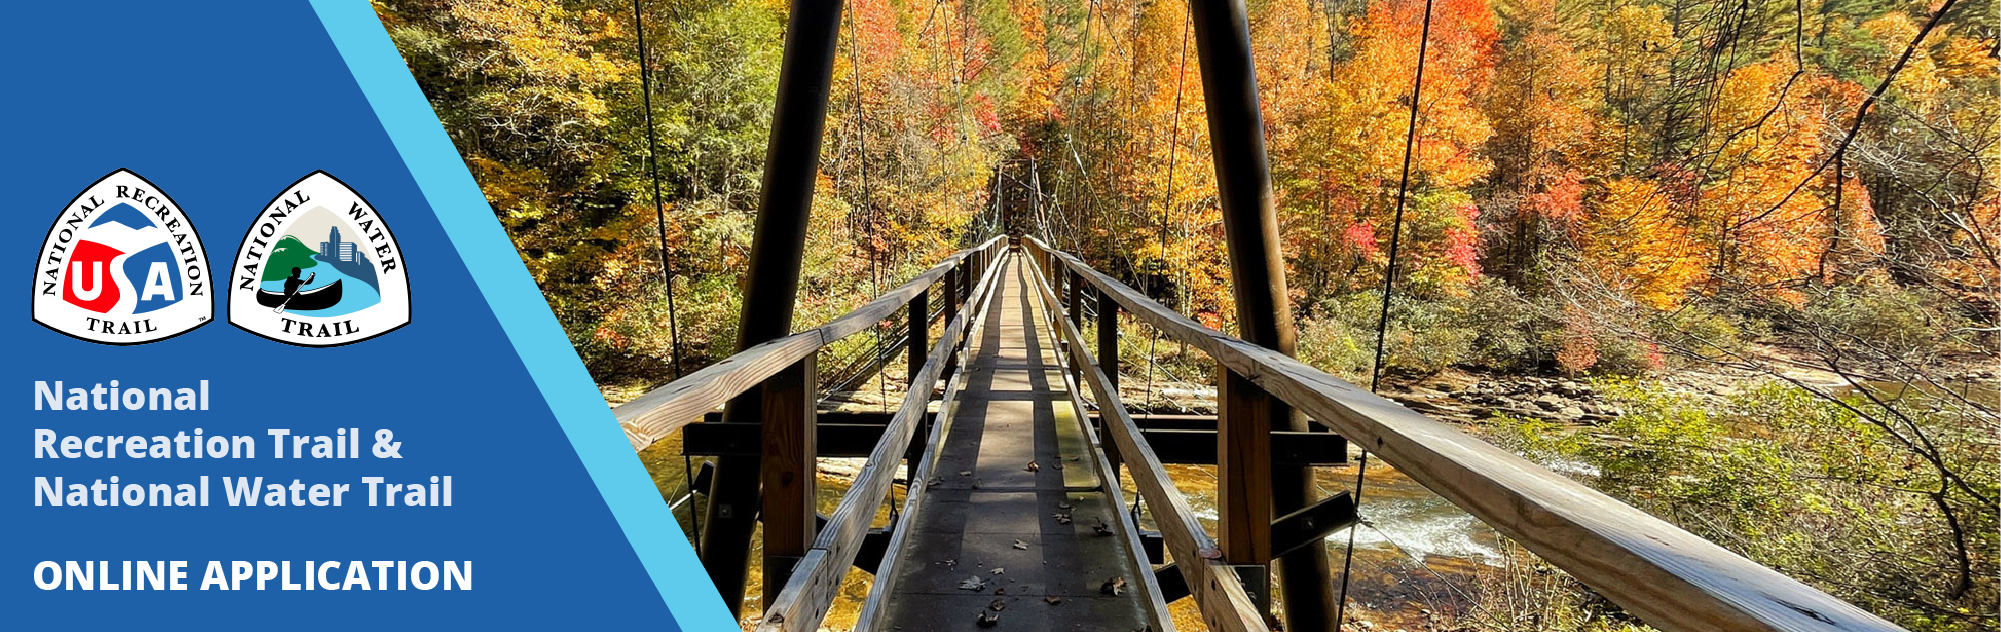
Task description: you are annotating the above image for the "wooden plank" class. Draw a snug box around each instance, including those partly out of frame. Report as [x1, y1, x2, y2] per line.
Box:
[756, 243, 1009, 632]
[1022, 247, 1270, 632]
[1029, 237, 1907, 632]
[614, 237, 1002, 452]
[760, 355, 817, 606]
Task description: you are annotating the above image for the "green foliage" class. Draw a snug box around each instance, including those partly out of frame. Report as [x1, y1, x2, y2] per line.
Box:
[1796, 282, 1980, 357]
[1300, 290, 1478, 380]
[1495, 378, 2000, 631]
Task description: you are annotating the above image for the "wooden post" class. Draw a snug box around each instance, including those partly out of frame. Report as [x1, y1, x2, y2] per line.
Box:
[908, 287, 930, 383]
[1098, 287, 1122, 472]
[942, 266, 962, 375]
[1067, 270, 1085, 382]
[760, 354, 817, 606]
[1218, 365, 1274, 565]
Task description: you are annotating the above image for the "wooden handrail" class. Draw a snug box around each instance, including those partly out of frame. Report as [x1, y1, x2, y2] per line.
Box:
[1023, 251, 1264, 632]
[613, 236, 1005, 452]
[755, 242, 1011, 632]
[1024, 237, 1906, 632]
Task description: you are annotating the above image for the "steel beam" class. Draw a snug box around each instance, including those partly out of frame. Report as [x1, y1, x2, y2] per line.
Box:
[700, 0, 845, 615]
[1140, 428, 1348, 465]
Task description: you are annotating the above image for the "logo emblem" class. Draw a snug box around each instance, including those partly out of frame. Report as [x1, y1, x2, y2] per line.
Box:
[229, 171, 410, 346]
[32, 169, 213, 345]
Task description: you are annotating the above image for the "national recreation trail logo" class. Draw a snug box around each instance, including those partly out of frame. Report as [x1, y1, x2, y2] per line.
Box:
[31, 169, 213, 345]
[228, 171, 410, 347]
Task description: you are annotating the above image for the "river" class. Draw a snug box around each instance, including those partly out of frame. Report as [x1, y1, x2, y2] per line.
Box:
[257, 258, 380, 317]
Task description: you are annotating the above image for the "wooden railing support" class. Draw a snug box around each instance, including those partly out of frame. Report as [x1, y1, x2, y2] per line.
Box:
[948, 264, 963, 314]
[1097, 288, 1122, 472]
[1218, 366, 1275, 566]
[1068, 271, 1084, 330]
[942, 266, 962, 375]
[760, 354, 818, 606]
[907, 282, 929, 383]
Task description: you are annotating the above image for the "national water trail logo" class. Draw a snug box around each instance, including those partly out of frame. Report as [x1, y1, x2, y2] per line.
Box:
[31, 169, 213, 344]
[228, 171, 410, 346]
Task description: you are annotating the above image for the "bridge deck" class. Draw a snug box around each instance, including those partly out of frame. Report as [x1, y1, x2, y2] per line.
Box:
[877, 254, 1154, 631]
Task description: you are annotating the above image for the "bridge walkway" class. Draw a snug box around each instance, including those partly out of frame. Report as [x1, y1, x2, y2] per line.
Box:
[876, 254, 1154, 631]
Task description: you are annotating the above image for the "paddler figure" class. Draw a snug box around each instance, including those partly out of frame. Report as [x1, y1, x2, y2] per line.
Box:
[276, 267, 316, 313]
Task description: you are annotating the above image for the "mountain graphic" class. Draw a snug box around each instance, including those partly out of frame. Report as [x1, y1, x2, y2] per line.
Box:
[89, 203, 155, 231]
[262, 235, 321, 281]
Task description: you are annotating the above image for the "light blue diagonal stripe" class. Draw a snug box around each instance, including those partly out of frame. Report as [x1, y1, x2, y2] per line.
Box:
[308, 2, 732, 628]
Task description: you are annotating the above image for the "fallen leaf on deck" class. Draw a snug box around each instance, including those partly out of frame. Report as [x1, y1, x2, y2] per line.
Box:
[976, 610, 1001, 627]
[958, 576, 987, 591]
[1012, 539, 1029, 550]
[1044, 596, 1063, 605]
[1024, 461, 1039, 472]
[1100, 576, 1127, 596]
[1057, 501, 1074, 510]
[1053, 513, 1072, 524]
[1092, 518, 1113, 536]
[990, 567, 1005, 575]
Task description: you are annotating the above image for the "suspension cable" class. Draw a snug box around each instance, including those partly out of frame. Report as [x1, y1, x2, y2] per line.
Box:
[632, 0, 685, 379]
[1338, 0, 1436, 626]
[1132, 11, 1193, 520]
[1139, 10, 1192, 432]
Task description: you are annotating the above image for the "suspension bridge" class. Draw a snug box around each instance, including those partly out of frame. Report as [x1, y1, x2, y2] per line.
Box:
[607, 0, 1918, 629]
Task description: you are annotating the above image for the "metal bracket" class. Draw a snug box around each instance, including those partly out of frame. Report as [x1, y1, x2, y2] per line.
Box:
[1228, 564, 1272, 615]
[1272, 491, 1358, 559]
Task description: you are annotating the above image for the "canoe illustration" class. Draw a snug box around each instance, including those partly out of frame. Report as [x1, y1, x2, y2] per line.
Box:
[257, 279, 343, 311]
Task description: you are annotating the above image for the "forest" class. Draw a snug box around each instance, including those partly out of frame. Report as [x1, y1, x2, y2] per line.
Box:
[374, 0, 1997, 629]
